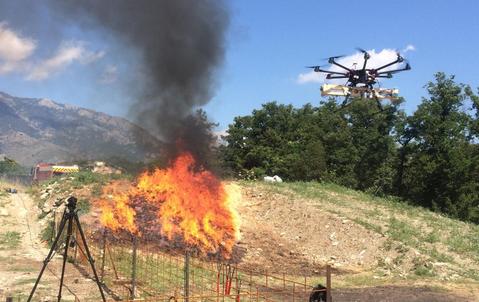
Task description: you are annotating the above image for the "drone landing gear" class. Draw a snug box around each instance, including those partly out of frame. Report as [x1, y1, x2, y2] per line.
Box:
[27, 197, 106, 302]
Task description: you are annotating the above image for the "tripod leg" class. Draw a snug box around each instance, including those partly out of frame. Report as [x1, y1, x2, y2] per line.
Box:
[74, 214, 107, 302]
[57, 215, 73, 302]
[27, 209, 68, 302]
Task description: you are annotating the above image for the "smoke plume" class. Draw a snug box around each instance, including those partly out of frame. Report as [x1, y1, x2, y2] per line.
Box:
[50, 0, 229, 164]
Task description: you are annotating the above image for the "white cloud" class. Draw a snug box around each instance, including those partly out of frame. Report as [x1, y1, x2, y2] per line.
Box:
[297, 47, 410, 85]
[80, 50, 105, 64]
[26, 41, 104, 81]
[99, 65, 118, 84]
[403, 44, 415, 53]
[0, 22, 36, 74]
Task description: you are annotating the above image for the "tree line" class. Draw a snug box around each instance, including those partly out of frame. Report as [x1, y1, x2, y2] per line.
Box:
[219, 73, 479, 223]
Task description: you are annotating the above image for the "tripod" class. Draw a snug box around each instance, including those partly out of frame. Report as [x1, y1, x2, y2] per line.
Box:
[28, 196, 106, 302]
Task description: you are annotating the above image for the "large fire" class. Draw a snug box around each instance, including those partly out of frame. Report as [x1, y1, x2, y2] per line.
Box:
[96, 152, 240, 257]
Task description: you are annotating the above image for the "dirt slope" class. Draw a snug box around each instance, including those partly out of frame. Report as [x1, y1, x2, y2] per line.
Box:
[0, 188, 108, 301]
[235, 182, 479, 301]
[236, 185, 386, 274]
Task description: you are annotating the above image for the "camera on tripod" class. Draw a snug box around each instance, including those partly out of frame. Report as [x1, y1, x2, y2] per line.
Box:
[66, 196, 77, 212]
[28, 195, 106, 302]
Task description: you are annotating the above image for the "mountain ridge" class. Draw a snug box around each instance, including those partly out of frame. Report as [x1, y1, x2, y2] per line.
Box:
[0, 91, 162, 166]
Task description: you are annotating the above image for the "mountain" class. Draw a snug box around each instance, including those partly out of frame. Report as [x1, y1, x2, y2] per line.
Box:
[0, 91, 163, 166]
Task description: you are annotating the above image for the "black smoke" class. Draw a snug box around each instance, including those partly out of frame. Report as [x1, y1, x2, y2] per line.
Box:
[50, 0, 229, 165]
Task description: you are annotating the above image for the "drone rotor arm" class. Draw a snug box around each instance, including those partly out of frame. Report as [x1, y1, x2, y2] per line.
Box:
[326, 75, 349, 79]
[377, 65, 411, 75]
[310, 68, 348, 76]
[374, 59, 401, 72]
[362, 57, 369, 71]
[325, 70, 349, 76]
[329, 58, 352, 72]
[361, 53, 370, 71]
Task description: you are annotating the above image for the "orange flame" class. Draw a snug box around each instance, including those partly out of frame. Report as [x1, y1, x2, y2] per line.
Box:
[97, 152, 240, 257]
[97, 180, 138, 234]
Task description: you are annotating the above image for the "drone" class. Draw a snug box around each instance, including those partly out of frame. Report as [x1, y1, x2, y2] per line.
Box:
[307, 48, 411, 108]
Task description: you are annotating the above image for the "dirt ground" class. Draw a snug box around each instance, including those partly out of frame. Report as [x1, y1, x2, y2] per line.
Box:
[235, 185, 385, 274]
[332, 285, 474, 302]
[0, 189, 109, 301]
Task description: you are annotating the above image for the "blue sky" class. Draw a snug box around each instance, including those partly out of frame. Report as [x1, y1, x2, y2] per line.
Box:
[0, 1, 478, 131]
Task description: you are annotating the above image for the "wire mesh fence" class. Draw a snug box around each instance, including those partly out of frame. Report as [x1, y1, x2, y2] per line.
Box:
[67, 226, 332, 302]
[12, 204, 331, 302]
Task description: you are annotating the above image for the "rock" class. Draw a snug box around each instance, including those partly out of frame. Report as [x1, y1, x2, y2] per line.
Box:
[342, 219, 349, 224]
[0, 208, 8, 216]
[332, 241, 339, 246]
[40, 193, 49, 199]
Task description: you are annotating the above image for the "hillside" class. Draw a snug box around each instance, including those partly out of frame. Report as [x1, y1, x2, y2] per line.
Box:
[0, 91, 163, 166]
[238, 181, 479, 300]
[24, 176, 479, 301]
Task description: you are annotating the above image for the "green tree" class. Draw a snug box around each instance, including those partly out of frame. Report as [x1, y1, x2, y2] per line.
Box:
[402, 73, 477, 220]
[221, 102, 327, 180]
[0, 157, 24, 175]
[344, 98, 402, 192]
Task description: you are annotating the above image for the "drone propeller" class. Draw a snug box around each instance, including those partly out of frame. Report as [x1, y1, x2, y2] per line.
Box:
[395, 50, 405, 62]
[356, 47, 367, 53]
[324, 55, 346, 60]
[356, 47, 371, 59]
[325, 55, 346, 63]
[306, 65, 325, 72]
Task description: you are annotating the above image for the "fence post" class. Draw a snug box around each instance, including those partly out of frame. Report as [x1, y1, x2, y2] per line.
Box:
[100, 229, 106, 281]
[326, 265, 332, 302]
[184, 250, 190, 302]
[131, 236, 138, 299]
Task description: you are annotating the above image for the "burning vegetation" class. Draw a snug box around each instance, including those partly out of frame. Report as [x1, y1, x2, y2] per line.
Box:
[97, 152, 240, 258]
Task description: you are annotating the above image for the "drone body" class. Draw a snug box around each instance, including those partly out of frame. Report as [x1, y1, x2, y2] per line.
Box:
[308, 48, 411, 106]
